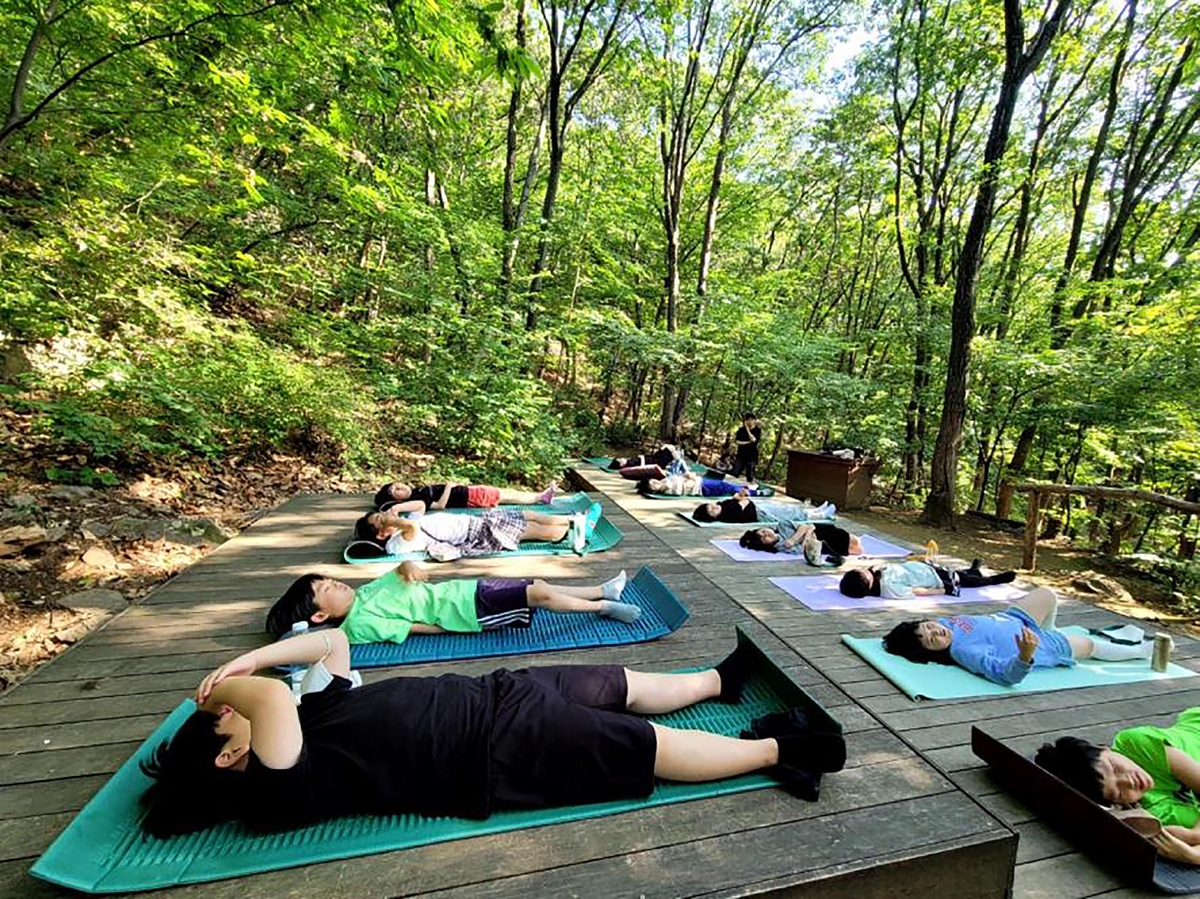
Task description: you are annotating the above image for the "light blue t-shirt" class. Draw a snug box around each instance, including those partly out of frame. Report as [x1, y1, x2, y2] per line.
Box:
[937, 609, 1075, 686]
[879, 561, 944, 599]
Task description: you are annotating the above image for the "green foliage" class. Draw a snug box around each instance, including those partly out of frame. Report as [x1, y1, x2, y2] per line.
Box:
[0, 0, 1195, 559]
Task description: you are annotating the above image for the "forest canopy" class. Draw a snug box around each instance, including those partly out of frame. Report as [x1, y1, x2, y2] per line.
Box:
[1, 0, 1197, 572]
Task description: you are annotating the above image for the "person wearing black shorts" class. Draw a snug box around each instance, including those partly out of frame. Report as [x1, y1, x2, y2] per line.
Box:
[138, 629, 844, 837]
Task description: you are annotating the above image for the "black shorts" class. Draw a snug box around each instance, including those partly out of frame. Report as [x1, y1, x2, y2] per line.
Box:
[474, 578, 535, 630]
[488, 666, 657, 810]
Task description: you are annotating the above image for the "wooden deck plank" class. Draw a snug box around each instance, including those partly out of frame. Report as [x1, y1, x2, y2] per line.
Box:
[0, 478, 1022, 897]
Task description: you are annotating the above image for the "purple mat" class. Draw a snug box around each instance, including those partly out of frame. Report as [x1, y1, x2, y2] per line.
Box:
[770, 574, 1024, 611]
[710, 532, 911, 563]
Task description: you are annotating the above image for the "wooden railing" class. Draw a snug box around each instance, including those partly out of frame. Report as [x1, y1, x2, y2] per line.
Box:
[1013, 482, 1200, 570]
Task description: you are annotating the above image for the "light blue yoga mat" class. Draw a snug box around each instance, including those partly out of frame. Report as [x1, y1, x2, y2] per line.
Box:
[843, 626, 1198, 700]
[32, 630, 837, 893]
[674, 503, 834, 528]
[348, 567, 688, 667]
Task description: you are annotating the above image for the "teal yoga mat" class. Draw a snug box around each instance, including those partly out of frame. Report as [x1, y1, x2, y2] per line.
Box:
[582, 456, 709, 474]
[387, 491, 595, 517]
[344, 517, 623, 563]
[347, 567, 688, 667]
[843, 626, 1198, 700]
[32, 630, 838, 893]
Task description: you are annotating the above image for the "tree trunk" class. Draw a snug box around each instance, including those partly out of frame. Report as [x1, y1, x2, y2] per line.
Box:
[924, 0, 1073, 526]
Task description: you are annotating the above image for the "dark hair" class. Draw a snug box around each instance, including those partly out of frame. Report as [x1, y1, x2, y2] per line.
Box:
[882, 621, 954, 665]
[739, 529, 778, 553]
[607, 457, 628, 471]
[839, 568, 881, 598]
[742, 411, 757, 421]
[354, 513, 384, 543]
[636, 478, 653, 496]
[266, 573, 326, 638]
[140, 711, 241, 837]
[1034, 737, 1106, 805]
[693, 503, 717, 523]
[373, 484, 394, 509]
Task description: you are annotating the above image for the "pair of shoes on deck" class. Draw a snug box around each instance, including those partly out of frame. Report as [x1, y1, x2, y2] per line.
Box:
[715, 641, 845, 802]
[744, 709, 846, 802]
[569, 502, 604, 554]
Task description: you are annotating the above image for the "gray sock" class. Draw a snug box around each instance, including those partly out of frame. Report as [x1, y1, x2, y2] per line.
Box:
[599, 600, 641, 623]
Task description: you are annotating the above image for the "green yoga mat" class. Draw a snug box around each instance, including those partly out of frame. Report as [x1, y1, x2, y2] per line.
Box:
[843, 626, 1198, 700]
[32, 631, 838, 893]
[344, 517, 624, 563]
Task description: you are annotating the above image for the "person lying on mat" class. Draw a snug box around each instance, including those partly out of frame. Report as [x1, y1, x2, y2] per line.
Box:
[607, 444, 685, 471]
[739, 520, 861, 564]
[638, 472, 762, 497]
[266, 563, 642, 644]
[1035, 707, 1198, 863]
[374, 480, 558, 513]
[839, 558, 1016, 600]
[879, 587, 1154, 686]
[138, 628, 846, 836]
[692, 495, 835, 526]
[355, 502, 601, 560]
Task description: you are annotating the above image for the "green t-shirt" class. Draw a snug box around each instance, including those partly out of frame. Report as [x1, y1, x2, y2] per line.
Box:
[340, 570, 480, 645]
[1113, 707, 1200, 827]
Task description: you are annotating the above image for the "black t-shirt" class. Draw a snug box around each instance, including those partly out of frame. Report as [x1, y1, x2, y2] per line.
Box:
[735, 426, 762, 458]
[409, 484, 470, 510]
[241, 673, 495, 830]
[717, 498, 758, 523]
[812, 522, 851, 557]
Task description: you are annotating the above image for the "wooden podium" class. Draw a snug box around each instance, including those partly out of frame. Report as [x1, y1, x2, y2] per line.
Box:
[786, 450, 880, 510]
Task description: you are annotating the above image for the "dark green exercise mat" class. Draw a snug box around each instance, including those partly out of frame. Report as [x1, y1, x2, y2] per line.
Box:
[348, 566, 688, 667]
[32, 630, 838, 893]
[344, 516, 623, 563]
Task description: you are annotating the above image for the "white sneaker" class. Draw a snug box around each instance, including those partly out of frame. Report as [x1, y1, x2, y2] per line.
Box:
[602, 570, 628, 600]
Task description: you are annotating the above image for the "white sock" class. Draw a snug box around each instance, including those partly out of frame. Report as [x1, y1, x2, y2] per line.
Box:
[599, 600, 641, 623]
[601, 570, 627, 601]
[1088, 639, 1154, 662]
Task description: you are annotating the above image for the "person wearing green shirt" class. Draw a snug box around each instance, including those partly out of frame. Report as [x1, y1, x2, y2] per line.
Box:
[266, 562, 639, 645]
[1036, 705, 1200, 863]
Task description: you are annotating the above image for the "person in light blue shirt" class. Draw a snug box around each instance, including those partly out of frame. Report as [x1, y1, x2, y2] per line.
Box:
[881, 587, 1154, 686]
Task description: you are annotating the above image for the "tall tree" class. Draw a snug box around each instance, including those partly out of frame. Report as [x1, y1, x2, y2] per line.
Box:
[924, 0, 1074, 526]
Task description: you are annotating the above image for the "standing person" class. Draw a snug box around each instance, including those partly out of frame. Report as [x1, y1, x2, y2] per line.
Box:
[729, 413, 762, 483]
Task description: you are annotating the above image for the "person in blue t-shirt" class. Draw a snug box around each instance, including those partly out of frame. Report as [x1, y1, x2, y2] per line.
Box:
[880, 587, 1154, 686]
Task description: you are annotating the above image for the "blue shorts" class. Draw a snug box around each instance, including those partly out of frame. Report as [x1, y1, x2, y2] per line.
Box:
[1001, 607, 1075, 668]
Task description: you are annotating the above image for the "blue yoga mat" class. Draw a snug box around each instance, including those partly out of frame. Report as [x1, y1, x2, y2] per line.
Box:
[32, 630, 837, 893]
[843, 626, 1198, 700]
[348, 567, 688, 667]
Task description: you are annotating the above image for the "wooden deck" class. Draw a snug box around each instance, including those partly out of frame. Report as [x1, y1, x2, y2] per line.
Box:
[1, 469, 1192, 897]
